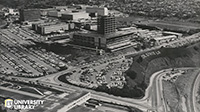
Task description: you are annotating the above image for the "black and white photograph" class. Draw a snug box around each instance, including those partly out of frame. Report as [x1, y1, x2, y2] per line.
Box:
[0, 0, 200, 112]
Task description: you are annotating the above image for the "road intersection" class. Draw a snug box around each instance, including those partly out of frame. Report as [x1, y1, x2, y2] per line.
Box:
[6, 65, 199, 112]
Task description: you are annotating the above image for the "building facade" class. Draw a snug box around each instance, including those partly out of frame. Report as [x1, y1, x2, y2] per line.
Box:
[72, 13, 136, 52]
[97, 16, 116, 35]
[32, 22, 75, 35]
[153, 35, 178, 45]
[73, 30, 135, 51]
[61, 12, 89, 21]
[19, 9, 41, 21]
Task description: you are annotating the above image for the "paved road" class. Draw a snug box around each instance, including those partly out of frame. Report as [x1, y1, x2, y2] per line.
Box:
[6, 61, 197, 112]
[5, 66, 199, 112]
[2, 29, 200, 111]
[8, 68, 151, 111]
[125, 32, 200, 56]
[192, 71, 200, 112]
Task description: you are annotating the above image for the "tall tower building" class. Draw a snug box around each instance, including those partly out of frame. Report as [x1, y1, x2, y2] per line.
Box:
[97, 16, 116, 35]
[19, 9, 41, 22]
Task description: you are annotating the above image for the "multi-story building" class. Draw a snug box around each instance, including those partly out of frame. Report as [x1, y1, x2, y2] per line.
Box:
[19, 9, 41, 22]
[61, 12, 89, 21]
[47, 10, 69, 17]
[73, 30, 136, 51]
[97, 16, 116, 35]
[32, 22, 75, 35]
[32, 22, 56, 31]
[72, 9, 136, 52]
[153, 35, 178, 45]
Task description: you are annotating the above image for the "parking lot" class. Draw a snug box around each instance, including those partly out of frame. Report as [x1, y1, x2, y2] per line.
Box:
[0, 28, 68, 78]
[66, 55, 133, 89]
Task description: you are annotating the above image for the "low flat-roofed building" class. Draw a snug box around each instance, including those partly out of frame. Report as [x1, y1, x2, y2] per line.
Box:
[162, 31, 183, 37]
[118, 27, 137, 31]
[73, 30, 135, 51]
[48, 10, 72, 17]
[41, 23, 69, 35]
[153, 35, 177, 45]
[32, 22, 57, 31]
[107, 41, 131, 51]
[32, 22, 75, 35]
[48, 10, 62, 17]
[61, 12, 89, 21]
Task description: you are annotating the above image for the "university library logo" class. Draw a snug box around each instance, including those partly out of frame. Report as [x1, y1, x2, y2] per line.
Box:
[4, 99, 45, 110]
[5, 99, 13, 109]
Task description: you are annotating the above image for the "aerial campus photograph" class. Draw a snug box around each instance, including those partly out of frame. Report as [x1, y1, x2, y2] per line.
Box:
[0, 0, 200, 112]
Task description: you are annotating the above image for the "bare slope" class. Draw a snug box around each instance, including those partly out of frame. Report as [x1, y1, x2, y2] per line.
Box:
[163, 69, 200, 112]
[117, 42, 200, 98]
[126, 43, 200, 85]
[95, 42, 200, 98]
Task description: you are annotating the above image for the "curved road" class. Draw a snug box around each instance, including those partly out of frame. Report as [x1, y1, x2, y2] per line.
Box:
[41, 67, 199, 112]
[7, 67, 199, 112]
[192, 71, 200, 112]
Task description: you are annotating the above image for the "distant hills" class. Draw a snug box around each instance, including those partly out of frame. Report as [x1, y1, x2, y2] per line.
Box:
[0, 0, 89, 9]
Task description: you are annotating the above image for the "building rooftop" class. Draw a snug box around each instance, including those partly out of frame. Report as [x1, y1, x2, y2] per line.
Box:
[34, 22, 68, 27]
[153, 35, 177, 41]
[37, 22, 57, 26]
[162, 31, 183, 36]
[42, 23, 68, 27]
[74, 30, 137, 39]
[62, 11, 89, 17]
